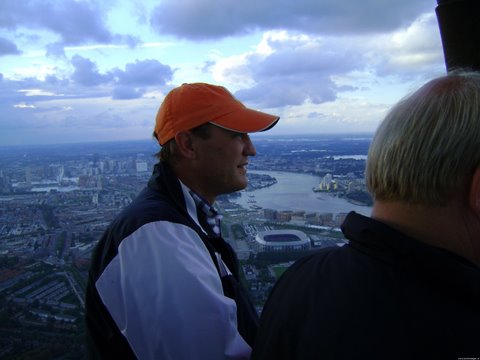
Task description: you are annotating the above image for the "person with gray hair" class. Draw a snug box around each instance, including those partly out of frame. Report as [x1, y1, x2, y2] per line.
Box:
[252, 72, 480, 360]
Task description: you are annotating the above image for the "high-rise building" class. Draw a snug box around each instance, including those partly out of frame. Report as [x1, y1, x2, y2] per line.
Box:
[263, 208, 277, 220]
[25, 166, 32, 187]
[136, 160, 148, 173]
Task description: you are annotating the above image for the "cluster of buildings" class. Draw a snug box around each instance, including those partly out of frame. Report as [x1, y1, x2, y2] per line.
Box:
[312, 172, 368, 196]
[262, 208, 348, 227]
[0, 150, 153, 195]
[315, 173, 338, 191]
[0, 137, 370, 358]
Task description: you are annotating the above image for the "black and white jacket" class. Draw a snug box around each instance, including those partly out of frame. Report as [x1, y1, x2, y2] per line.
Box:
[85, 162, 258, 360]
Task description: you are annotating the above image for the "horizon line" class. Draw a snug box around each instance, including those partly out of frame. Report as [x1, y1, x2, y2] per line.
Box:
[0, 132, 375, 149]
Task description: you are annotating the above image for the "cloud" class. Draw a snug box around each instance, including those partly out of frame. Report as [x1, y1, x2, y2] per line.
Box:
[211, 13, 443, 109]
[150, 0, 434, 39]
[111, 59, 175, 99]
[113, 59, 174, 86]
[236, 78, 337, 109]
[0, 0, 139, 55]
[14, 103, 36, 109]
[212, 32, 366, 107]
[372, 13, 445, 76]
[0, 0, 447, 146]
[3, 55, 174, 105]
[0, 76, 71, 134]
[70, 55, 174, 92]
[0, 55, 174, 135]
[0, 0, 112, 41]
[112, 86, 144, 100]
[71, 55, 112, 86]
[0, 37, 21, 56]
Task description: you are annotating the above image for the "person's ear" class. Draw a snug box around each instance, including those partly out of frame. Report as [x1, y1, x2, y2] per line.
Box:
[469, 166, 480, 217]
[174, 131, 196, 159]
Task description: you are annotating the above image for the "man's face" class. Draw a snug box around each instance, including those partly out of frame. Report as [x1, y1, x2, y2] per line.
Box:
[191, 124, 256, 202]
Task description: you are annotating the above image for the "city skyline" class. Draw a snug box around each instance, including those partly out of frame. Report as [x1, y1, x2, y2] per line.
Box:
[0, 133, 370, 358]
[1, 0, 445, 146]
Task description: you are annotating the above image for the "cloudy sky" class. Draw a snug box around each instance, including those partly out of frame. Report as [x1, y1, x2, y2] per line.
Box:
[1, 0, 446, 146]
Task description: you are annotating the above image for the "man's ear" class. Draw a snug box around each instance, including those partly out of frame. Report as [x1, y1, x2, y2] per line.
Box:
[174, 131, 196, 159]
[469, 166, 480, 216]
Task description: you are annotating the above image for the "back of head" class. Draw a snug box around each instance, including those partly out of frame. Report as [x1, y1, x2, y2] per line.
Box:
[366, 71, 480, 206]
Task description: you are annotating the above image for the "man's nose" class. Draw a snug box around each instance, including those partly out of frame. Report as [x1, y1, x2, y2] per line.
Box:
[243, 134, 256, 156]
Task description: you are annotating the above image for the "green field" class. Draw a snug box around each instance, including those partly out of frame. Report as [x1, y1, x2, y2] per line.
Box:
[271, 263, 291, 279]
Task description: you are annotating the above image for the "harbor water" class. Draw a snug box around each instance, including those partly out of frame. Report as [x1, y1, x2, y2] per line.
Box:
[234, 171, 372, 217]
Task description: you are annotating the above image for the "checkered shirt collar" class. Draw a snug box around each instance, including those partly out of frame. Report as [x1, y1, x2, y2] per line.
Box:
[188, 190, 223, 237]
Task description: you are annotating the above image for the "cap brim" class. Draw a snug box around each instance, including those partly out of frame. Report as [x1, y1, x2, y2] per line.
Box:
[210, 108, 279, 133]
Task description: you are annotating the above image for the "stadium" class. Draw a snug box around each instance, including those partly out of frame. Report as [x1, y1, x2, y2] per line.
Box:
[255, 229, 311, 252]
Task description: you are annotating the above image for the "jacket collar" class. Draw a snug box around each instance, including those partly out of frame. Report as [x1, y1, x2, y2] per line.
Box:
[342, 211, 480, 303]
[148, 162, 189, 217]
[147, 161, 213, 236]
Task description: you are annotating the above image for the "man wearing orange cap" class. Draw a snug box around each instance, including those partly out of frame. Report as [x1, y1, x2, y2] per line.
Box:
[85, 83, 279, 359]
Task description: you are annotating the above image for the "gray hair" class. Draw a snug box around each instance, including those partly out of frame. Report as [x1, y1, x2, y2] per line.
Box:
[366, 71, 480, 206]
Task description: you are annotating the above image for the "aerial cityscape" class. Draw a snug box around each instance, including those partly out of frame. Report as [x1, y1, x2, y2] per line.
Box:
[3, 0, 480, 356]
[0, 134, 373, 359]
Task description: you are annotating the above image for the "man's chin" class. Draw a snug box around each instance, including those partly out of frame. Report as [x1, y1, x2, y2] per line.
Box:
[231, 180, 248, 193]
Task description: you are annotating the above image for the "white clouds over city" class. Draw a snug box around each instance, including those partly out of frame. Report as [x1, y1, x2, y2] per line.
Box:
[0, 0, 445, 145]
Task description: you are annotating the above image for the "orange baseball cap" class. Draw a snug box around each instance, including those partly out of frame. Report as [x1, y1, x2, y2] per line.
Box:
[154, 82, 279, 145]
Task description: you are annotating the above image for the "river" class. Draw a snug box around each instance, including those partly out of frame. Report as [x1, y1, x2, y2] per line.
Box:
[233, 171, 372, 216]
